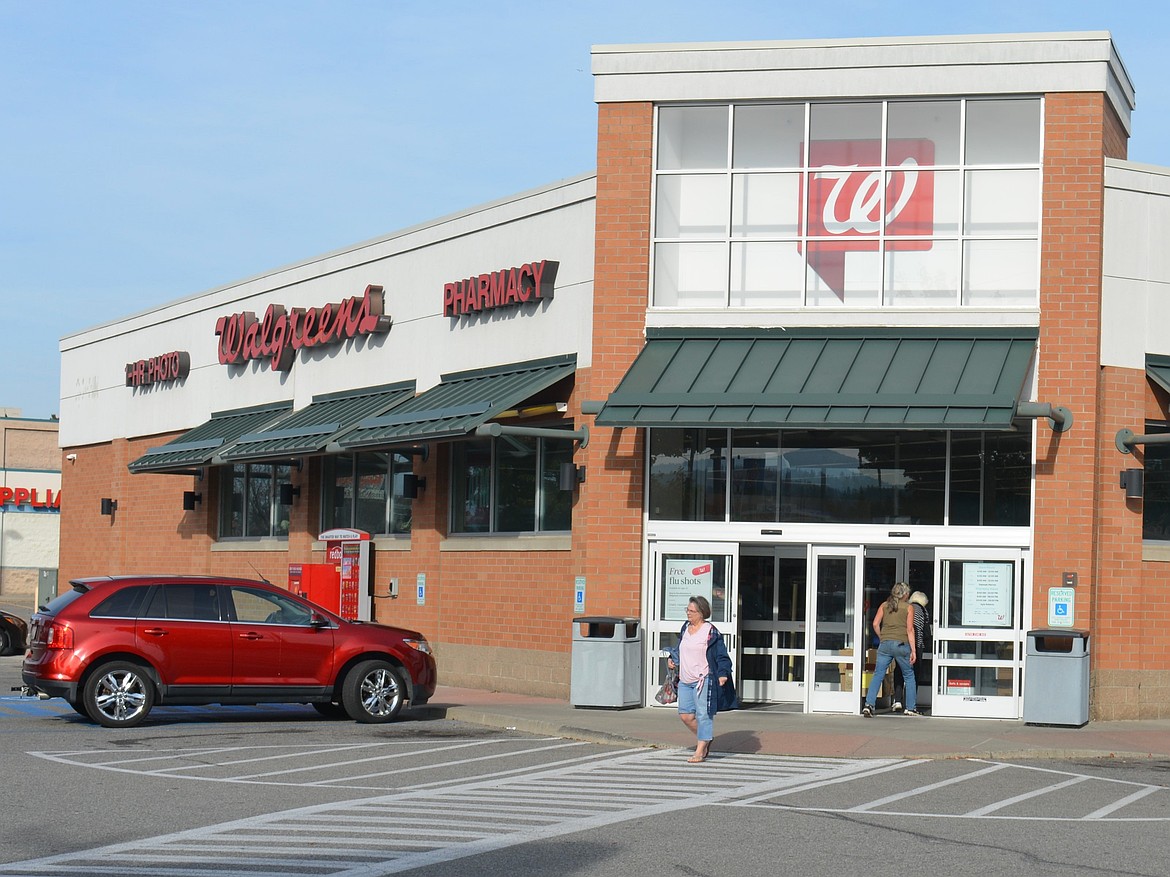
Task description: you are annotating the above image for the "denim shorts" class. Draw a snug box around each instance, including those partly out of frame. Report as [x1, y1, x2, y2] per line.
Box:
[677, 677, 714, 741]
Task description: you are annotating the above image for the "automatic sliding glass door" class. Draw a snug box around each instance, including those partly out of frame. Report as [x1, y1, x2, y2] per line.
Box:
[808, 546, 863, 713]
[738, 547, 806, 703]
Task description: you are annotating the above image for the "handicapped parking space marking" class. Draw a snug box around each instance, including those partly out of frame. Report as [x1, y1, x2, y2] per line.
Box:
[0, 748, 899, 876]
[735, 757, 1170, 822]
[27, 737, 596, 790]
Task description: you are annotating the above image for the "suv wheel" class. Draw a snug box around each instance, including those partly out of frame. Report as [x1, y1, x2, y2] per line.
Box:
[83, 661, 155, 728]
[342, 660, 405, 723]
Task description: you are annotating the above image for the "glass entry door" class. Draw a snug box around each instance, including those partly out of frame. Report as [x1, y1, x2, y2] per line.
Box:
[863, 548, 934, 710]
[931, 548, 1025, 719]
[808, 546, 863, 713]
[738, 547, 806, 703]
[646, 542, 738, 706]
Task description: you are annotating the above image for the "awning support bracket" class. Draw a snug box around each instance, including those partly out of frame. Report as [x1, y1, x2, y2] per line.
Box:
[1017, 401, 1073, 433]
[475, 423, 589, 448]
[1115, 428, 1170, 455]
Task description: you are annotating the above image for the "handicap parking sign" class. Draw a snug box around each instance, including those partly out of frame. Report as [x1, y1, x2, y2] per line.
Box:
[1047, 586, 1075, 627]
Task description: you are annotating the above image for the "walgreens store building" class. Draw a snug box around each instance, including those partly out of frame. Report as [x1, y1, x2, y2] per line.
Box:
[59, 32, 1170, 721]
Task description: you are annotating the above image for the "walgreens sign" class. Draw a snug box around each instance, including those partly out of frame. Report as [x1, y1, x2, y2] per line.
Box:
[801, 139, 934, 293]
[215, 285, 392, 372]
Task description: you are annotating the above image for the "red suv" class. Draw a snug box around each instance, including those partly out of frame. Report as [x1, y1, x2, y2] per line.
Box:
[21, 575, 437, 728]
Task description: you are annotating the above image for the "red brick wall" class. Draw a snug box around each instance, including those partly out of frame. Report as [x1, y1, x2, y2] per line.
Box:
[1034, 92, 1162, 717]
[1095, 367, 1168, 718]
[59, 427, 588, 697]
[580, 101, 655, 619]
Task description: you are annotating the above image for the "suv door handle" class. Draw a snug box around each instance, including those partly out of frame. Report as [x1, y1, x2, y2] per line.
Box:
[239, 632, 264, 640]
[142, 628, 168, 637]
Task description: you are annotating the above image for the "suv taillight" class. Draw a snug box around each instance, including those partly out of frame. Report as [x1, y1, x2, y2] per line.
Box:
[45, 623, 74, 650]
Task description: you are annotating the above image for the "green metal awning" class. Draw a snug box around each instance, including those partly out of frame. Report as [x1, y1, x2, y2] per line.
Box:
[595, 327, 1038, 430]
[215, 381, 416, 464]
[334, 354, 576, 449]
[1147, 354, 1170, 395]
[128, 402, 293, 474]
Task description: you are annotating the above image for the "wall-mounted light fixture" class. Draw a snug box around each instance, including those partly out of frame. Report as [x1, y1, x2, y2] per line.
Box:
[279, 483, 301, 506]
[393, 473, 426, 499]
[182, 491, 202, 511]
[558, 462, 586, 492]
[1120, 468, 1144, 499]
[100, 498, 118, 516]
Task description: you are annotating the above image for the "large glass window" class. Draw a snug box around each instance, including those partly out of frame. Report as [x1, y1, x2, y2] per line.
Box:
[1142, 423, 1170, 541]
[652, 427, 1032, 525]
[450, 433, 575, 534]
[218, 463, 293, 539]
[648, 428, 728, 522]
[653, 97, 1042, 310]
[322, 452, 414, 536]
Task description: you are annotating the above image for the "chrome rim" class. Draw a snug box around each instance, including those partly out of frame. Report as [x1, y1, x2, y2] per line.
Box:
[93, 669, 148, 723]
[359, 668, 401, 717]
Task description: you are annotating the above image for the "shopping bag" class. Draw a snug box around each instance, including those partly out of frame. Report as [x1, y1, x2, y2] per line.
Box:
[655, 665, 678, 705]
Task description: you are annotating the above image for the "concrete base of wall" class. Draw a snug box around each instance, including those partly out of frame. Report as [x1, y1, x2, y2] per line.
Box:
[1092, 669, 1170, 720]
[0, 569, 38, 603]
[433, 641, 571, 700]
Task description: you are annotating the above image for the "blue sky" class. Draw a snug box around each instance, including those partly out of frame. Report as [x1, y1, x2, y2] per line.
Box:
[2, 1, 1167, 421]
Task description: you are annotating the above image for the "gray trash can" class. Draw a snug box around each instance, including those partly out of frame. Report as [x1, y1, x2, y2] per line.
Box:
[570, 616, 642, 709]
[1023, 629, 1090, 726]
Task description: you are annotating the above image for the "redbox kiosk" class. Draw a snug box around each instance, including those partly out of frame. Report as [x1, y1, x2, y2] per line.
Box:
[288, 528, 373, 621]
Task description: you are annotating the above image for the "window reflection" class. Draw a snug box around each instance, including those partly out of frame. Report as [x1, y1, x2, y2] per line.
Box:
[450, 434, 575, 534]
[651, 427, 1032, 526]
[322, 453, 413, 536]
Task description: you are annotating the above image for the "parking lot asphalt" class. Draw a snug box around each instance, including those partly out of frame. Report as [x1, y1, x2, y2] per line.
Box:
[420, 685, 1170, 761]
[3, 647, 1166, 761]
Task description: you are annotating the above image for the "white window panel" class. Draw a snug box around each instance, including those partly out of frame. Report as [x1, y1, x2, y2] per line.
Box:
[964, 99, 1042, 165]
[657, 105, 729, 170]
[732, 173, 802, 237]
[656, 174, 729, 238]
[654, 242, 727, 307]
[964, 169, 1040, 236]
[733, 103, 806, 169]
[731, 241, 804, 307]
[885, 240, 959, 307]
[962, 240, 1039, 307]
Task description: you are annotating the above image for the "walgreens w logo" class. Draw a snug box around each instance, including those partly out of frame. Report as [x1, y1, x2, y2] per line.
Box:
[801, 139, 935, 248]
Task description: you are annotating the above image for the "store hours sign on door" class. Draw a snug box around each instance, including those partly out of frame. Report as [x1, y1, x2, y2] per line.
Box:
[961, 562, 1013, 627]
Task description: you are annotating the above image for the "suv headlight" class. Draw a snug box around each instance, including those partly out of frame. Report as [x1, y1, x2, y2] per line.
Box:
[403, 637, 431, 655]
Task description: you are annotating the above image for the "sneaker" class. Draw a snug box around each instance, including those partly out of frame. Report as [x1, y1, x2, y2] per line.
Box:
[861, 703, 874, 718]
[904, 709, 924, 716]
[892, 701, 904, 713]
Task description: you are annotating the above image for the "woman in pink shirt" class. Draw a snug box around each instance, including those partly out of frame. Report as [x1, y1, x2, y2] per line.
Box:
[666, 595, 737, 763]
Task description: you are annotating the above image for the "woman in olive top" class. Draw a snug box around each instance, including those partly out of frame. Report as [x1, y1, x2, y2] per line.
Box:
[862, 581, 921, 717]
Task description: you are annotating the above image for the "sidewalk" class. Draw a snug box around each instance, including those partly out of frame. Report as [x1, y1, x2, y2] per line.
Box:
[421, 685, 1170, 761]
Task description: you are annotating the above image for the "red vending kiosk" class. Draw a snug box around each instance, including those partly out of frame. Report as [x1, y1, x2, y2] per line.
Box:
[287, 528, 372, 621]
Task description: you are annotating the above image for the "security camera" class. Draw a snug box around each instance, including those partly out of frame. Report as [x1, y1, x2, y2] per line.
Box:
[65, 453, 77, 462]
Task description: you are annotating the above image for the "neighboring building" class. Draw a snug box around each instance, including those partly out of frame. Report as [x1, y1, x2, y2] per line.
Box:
[57, 32, 1170, 720]
[0, 409, 61, 608]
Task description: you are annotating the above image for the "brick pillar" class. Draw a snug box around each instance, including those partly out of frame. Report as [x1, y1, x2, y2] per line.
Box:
[581, 101, 654, 617]
[1034, 92, 1131, 718]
